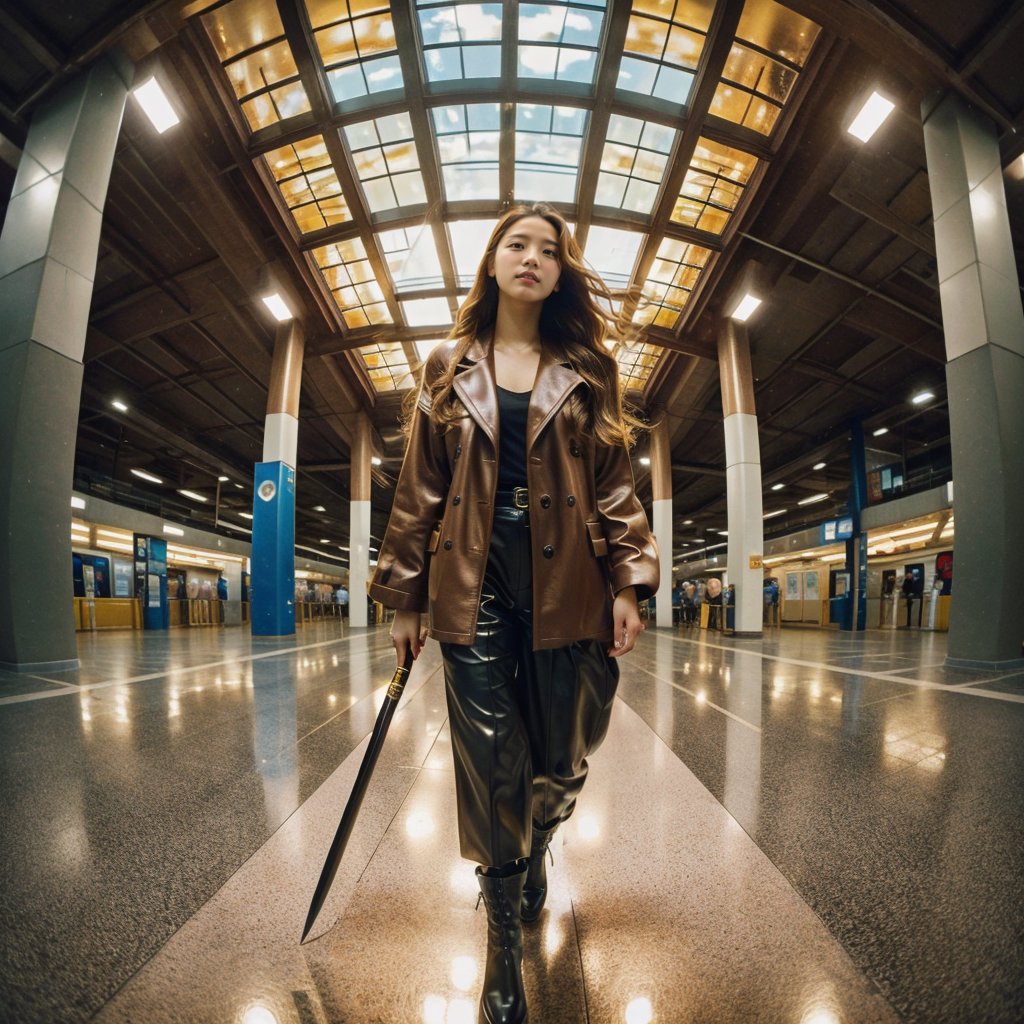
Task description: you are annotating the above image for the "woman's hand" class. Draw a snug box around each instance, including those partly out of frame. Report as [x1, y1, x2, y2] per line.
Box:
[391, 609, 426, 666]
[608, 586, 644, 657]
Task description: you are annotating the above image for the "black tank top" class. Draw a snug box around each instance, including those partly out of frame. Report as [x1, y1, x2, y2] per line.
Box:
[496, 386, 531, 490]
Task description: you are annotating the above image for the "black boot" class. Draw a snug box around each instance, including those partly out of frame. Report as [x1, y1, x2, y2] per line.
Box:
[520, 823, 558, 924]
[475, 864, 528, 1024]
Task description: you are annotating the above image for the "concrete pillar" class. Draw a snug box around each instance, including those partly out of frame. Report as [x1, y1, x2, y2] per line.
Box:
[717, 318, 764, 636]
[348, 414, 372, 629]
[649, 414, 673, 629]
[251, 319, 304, 637]
[0, 54, 131, 672]
[923, 93, 1024, 669]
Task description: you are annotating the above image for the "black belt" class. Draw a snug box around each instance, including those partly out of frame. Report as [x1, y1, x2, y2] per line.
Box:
[494, 487, 529, 509]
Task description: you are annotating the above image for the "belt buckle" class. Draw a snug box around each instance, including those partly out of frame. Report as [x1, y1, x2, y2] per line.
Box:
[513, 487, 529, 509]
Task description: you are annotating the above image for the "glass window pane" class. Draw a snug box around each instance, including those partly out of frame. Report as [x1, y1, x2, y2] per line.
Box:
[519, 44, 559, 78]
[456, 3, 504, 39]
[594, 171, 628, 207]
[314, 21, 357, 65]
[652, 64, 693, 104]
[362, 177, 397, 211]
[736, 0, 820, 65]
[224, 41, 298, 99]
[385, 227, 444, 291]
[461, 44, 502, 77]
[616, 55, 657, 95]
[363, 55, 404, 93]
[202, 0, 285, 62]
[519, 5, 567, 41]
[583, 226, 642, 288]
[563, 7, 603, 46]
[392, 171, 427, 206]
[424, 45, 462, 80]
[723, 44, 797, 103]
[623, 178, 659, 213]
[625, 16, 668, 57]
[558, 48, 596, 83]
[448, 219, 497, 285]
[402, 297, 452, 327]
[607, 113, 643, 146]
[240, 83, 311, 130]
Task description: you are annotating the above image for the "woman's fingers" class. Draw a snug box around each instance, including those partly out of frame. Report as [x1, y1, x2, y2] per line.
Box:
[608, 618, 644, 657]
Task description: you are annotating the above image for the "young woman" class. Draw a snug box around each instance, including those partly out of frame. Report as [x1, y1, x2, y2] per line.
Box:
[369, 204, 659, 1024]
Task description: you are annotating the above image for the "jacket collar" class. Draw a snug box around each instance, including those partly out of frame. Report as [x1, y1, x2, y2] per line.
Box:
[451, 336, 585, 453]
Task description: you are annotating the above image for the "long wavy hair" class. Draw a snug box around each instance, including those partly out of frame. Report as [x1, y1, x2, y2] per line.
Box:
[415, 204, 645, 448]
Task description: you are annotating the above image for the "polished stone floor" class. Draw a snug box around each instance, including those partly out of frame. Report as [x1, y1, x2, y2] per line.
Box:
[1, 621, 1021, 1024]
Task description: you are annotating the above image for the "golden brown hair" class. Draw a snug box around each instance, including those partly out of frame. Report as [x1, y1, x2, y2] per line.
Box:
[414, 204, 645, 448]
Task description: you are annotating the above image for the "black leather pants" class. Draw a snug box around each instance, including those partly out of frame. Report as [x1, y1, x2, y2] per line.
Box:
[441, 506, 619, 867]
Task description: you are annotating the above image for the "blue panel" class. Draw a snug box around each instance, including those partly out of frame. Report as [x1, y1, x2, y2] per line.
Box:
[251, 461, 296, 637]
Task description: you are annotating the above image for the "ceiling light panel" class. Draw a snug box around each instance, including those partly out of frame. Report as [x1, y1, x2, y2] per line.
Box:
[515, 104, 588, 204]
[344, 113, 427, 213]
[307, 1, 403, 104]
[201, 1, 310, 132]
[312, 238, 392, 328]
[636, 237, 712, 329]
[672, 137, 758, 234]
[617, 0, 711, 104]
[401, 297, 453, 327]
[517, 3, 605, 86]
[263, 135, 350, 234]
[595, 114, 677, 215]
[433, 103, 501, 202]
[417, 1, 503, 84]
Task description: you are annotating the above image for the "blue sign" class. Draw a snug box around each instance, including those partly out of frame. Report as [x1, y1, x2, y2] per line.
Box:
[820, 517, 854, 544]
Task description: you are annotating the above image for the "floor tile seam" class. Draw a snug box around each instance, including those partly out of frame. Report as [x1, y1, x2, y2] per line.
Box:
[662, 632, 1024, 703]
[568, 896, 591, 1024]
[598, 698, 905, 1022]
[294, 648, 432, 747]
[0, 632, 392, 708]
[631, 661, 762, 734]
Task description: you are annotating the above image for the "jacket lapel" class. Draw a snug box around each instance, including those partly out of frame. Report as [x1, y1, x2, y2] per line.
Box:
[527, 348, 585, 455]
[452, 338, 499, 447]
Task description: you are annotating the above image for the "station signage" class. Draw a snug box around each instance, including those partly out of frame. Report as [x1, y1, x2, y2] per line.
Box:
[820, 517, 854, 543]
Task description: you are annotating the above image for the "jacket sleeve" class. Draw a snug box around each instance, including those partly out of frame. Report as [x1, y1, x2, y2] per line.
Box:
[594, 439, 660, 602]
[368, 348, 452, 612]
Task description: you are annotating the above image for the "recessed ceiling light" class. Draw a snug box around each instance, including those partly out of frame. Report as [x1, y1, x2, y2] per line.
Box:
[132, 77, 180, 133]
[763, 509, 787, 519]
[131, 468, 163, 484]
[218, 475, 229, 482]
[683, 519, 693, 525]
[112, 400, 128, 412]
[847, 91, 895, 142]
[729, 293, 762, 322]
[261, 292, 293, 321]
[813, 462, 826, 471]
[371, 456, 382, 466]
[771, 483, 785, 491]
[911, 390, 935, 405]
[70, 496, 86, 510]
[320, 538, 330, 544]
[178, 489, 208, 502]
[873, 427, 889, 437]
[238, 512, 253, 520]
[639, 456, 651, 466]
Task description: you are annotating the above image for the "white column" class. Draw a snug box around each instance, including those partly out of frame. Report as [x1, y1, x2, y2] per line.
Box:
[348, 414, 372, 628]
[649, 415, 673, 629]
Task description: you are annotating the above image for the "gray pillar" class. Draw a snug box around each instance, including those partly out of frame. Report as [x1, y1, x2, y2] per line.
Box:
[0, 55, 131, 672]
[923, 93, 1024, 669]
[717, 317, 764, 637]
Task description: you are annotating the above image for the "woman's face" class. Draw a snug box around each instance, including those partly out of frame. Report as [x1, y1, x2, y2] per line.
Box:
[488, 215, 561, 304]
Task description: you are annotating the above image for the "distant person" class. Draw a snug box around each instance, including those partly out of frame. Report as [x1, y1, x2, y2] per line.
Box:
[901, 571, 916, 627]
[336, 585, 349, 618]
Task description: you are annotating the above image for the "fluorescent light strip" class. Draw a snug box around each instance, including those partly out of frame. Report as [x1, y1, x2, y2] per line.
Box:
[178, 489, 208, 503]
[132, 77, 180, 133]
[847, 91, 895, 142]
[261, 293, 292, 321]
[131, 468, 163, 484]
[797, 493, 829, 506]
[730, 293, 762, 322]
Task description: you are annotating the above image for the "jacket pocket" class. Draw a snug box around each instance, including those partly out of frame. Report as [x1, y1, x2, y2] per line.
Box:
[586, 520, 608, 558]
[426, 522, 442, 554]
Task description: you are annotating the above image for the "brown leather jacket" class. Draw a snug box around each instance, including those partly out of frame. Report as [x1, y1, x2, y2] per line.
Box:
[369, 338, 659, 650]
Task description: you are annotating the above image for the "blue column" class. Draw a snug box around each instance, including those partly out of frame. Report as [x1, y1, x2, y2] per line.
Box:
[251, 462, 296, 636]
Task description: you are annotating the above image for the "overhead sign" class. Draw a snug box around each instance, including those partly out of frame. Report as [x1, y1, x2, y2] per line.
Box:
[821, 517, 854, 543]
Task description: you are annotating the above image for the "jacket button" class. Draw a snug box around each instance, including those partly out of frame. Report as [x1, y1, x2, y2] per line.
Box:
[540, 494, 551, 509]
[543, 545, 554, 559]
[452, 495, 461, 505]
[567, 495, 576, 506]
[454, 444, 462, 458]
[444, 539, 453, 550]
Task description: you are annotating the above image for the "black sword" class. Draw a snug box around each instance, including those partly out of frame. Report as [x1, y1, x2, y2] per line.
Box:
[300, 648, 414, 943]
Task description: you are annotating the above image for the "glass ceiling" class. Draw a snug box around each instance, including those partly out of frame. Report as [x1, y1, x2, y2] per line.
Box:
[198, 0, 821, 394]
